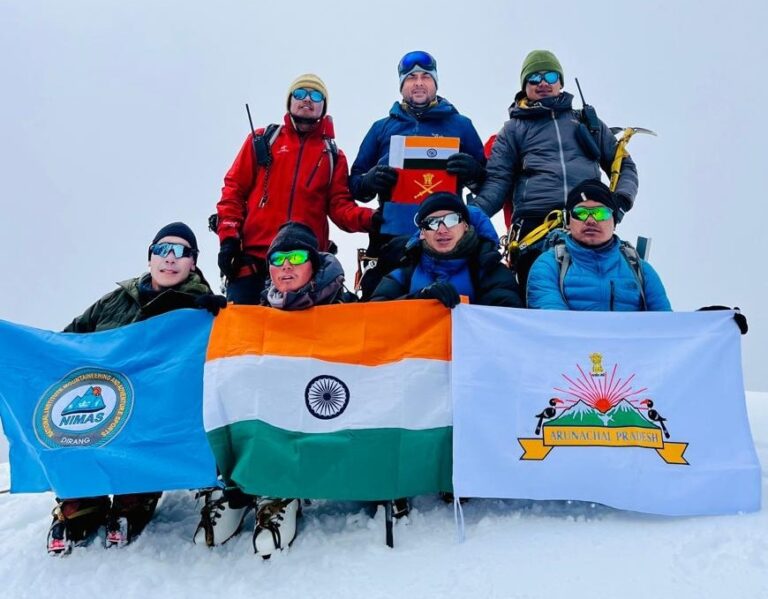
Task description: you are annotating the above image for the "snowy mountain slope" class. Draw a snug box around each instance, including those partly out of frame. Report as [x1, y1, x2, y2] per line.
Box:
[0, 393, 765, 599]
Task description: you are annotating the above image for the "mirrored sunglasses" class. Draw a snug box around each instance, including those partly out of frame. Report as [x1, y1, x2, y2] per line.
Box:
[150, 242, 196, 259]
[526, 71, 560, 86]
[269, 249, 311, 267]
[291, 88, 325, 103]
[419, 212, 464, 231]
[571, 205, 614, 222]
[398, 50, 437, 76]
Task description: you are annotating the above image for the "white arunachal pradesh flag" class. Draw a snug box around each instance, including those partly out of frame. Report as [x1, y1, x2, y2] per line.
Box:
[451, 305, 761, 516]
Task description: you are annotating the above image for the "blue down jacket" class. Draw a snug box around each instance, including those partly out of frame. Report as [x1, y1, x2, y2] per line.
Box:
[349, 97, 485, 201]
[526, 235, 671, 311]
[471, 92, 638, 220]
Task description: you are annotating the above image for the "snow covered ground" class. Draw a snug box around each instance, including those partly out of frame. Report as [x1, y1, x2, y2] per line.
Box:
[1, 393, 765, 599]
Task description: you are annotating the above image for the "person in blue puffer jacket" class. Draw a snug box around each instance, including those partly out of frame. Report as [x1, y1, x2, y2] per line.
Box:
[371, 192, 522, 308]
[527, 179, 670, 311]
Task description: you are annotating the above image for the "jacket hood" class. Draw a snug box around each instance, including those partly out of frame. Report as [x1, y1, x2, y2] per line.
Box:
[388, 96, 458, 122]
[509, 91, 574, 119]
[118, 271, 210, 304]
[262, 252, 345, 310]
[565, 233, 619, 261]
[283, 112, 336, 139]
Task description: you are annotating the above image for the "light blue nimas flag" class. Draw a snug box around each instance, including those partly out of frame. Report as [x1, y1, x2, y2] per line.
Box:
[0, 310, 218, 498]
[452, 306, 761, 516]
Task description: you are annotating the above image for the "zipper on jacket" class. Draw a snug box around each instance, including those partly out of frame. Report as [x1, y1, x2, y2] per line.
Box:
[287, 137, 307, 220]
[610, 280, 615, 311]
[306, 151, 324, 187]
[551, 112, 569, 207]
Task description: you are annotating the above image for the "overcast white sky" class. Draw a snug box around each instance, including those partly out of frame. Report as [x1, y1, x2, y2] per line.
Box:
[1, 0, 766, 389]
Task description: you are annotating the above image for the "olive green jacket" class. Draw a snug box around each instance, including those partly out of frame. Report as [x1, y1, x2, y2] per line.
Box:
[63, 272, 212, 333]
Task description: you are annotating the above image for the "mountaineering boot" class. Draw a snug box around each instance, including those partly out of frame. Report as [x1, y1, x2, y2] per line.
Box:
[252, 498, 300, 558]
[105, 516, 129, 548]
[105, 492, 161, 547]
[392, 497, 410, 519]
[47, 496, 110, 556]
[193, 487, 254, 547]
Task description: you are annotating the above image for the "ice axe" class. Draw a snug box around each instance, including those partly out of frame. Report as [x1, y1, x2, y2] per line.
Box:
[609, 127, 656, 192]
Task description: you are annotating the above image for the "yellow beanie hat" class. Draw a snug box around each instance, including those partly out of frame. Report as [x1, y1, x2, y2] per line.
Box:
[287, 73, 329, 116]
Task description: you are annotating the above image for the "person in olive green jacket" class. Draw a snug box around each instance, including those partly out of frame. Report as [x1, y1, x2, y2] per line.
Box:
[47, 222, 226, 556]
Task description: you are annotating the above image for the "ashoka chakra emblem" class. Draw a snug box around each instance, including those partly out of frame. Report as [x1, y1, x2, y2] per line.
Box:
[426, 148, 438, 158]
[305, 375, 350, 420]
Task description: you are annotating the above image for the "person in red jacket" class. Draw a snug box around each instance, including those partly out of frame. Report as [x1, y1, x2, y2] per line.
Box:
[216, 73, 376, 303]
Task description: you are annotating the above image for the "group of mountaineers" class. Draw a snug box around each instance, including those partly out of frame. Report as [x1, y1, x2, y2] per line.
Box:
[46, 48, 747, 559]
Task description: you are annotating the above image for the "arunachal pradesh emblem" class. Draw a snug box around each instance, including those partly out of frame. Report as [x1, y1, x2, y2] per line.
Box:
[34, 367, 134, 448]
[305, 375, 350, 420]
[518, 353, 688, 464]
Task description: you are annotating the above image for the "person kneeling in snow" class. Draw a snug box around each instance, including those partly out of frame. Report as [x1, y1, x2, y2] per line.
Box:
[194, 221, 354, 558]
[47, 222, 226, 556]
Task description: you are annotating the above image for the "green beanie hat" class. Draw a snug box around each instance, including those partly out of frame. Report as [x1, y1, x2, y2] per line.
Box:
[520, 50, 564, 89]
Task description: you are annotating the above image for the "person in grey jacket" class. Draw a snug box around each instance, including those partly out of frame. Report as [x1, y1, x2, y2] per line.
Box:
[470, 49, 638, 295]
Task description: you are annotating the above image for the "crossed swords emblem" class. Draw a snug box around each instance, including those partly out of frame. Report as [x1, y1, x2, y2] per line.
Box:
[413, 172, 443, 200]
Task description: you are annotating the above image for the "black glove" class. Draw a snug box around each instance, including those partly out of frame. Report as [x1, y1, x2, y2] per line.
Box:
[218, 238, 241, 278]
[697, 305, 749, 335]
[194, 294, 228, 316]
[370, 208, 384, 233]
[613, 193, 632, 224]
[446, 152, 486, 187]
[360, 165, 398, 198]
[418, 281, 461, 308]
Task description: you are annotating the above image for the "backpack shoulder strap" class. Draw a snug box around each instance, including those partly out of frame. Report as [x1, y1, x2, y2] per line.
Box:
[322, 137, 339, 185]
[553, 242, 571, 307]
[251, 123, 282, 169]
[618, 241, 647, 311]
[265, 123, 282, 146]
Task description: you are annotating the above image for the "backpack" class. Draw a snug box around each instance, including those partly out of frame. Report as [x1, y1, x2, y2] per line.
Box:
[550, 233, 647, 311]
[251, 123, 338, 185]
[209, 124, 340, 235]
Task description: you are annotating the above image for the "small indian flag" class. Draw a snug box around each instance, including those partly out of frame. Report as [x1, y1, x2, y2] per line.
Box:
[388, 135, 461, 169]
[203, 302, 452, 500]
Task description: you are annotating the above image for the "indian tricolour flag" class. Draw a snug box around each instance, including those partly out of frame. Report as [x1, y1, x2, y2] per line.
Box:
[383, 136, 461, 235]
[388, 135, 461, 169]
[203, 302, 452, 500]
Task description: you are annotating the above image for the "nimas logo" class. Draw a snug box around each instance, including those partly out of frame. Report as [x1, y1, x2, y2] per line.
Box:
[34, 368, 134, 448]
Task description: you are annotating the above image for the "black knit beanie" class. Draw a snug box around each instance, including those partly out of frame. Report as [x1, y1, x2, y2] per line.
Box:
[414, 192, 470, 227]
[566, 179, 618, 213]
[149, 222, 199, 261]
[267, 221, 321, 271]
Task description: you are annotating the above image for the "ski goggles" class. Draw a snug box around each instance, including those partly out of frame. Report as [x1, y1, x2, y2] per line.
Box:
[268, 249, 311, 267]
[571, 205, 614, 222]
[149, 242, 196, 259]
[418, 212, 464, 231]
[291, 88, 325, 103]
[526, 71, 560, 86]
[398, 50, 437, 76]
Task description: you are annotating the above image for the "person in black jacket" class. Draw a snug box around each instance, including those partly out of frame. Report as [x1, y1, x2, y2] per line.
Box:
[371, 192, 522, 308]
